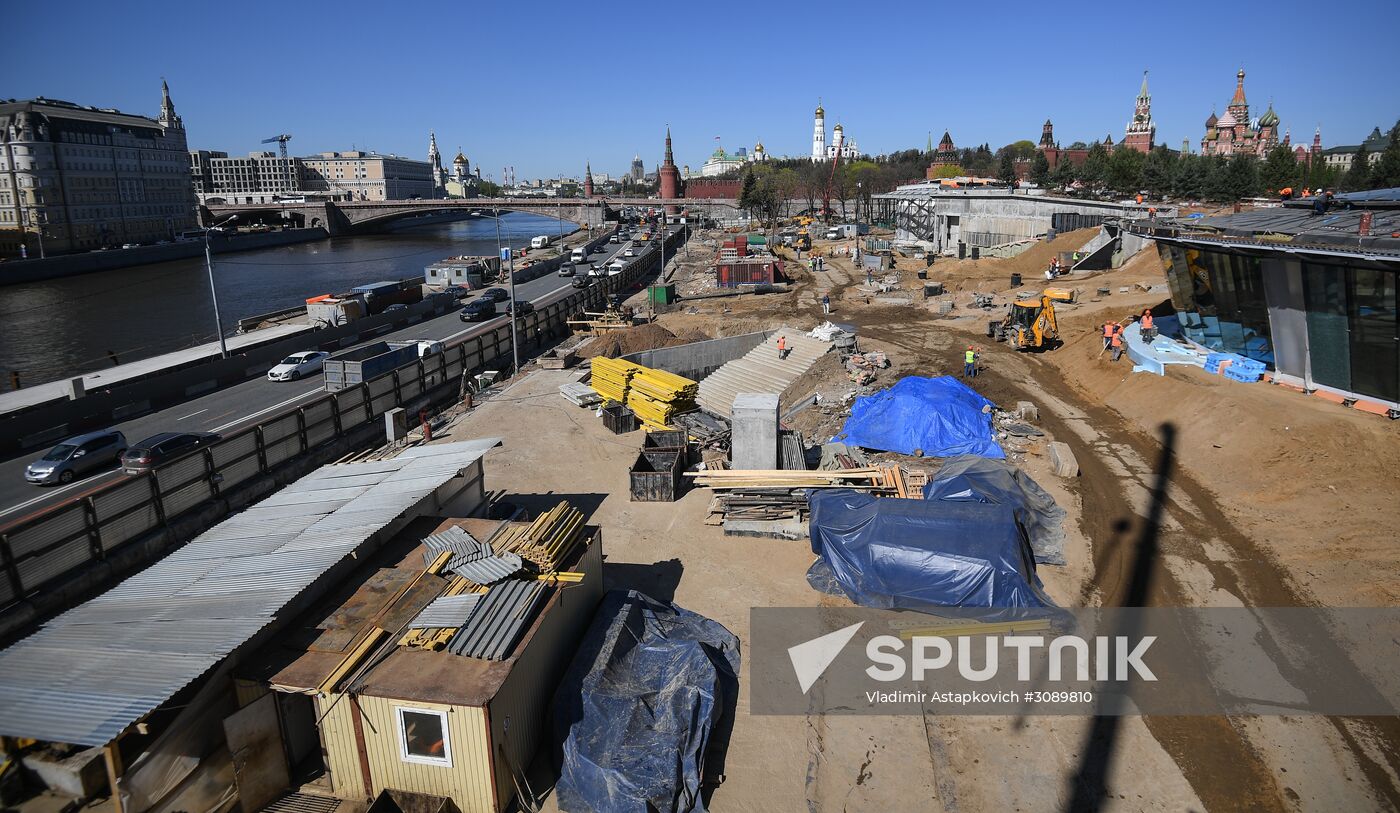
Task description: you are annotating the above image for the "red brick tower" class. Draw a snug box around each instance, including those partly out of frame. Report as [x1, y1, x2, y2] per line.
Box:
[1123, 71, 1155, 153]
[1038, 119, 1060, 169]
[584, 162, 594, 198]
[659, 127, 682, 214]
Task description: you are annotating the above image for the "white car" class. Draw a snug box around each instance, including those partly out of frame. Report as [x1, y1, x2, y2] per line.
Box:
[608, 261, 626, 276]
[268, 351, 329, 381]
[623, 247, 636, 258]
[410, 340, 444, 358]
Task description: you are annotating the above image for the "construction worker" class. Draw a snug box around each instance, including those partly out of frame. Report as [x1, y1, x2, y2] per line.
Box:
[1135, 193, 1143, 205]
[1102, 321, 1116, 352]
[1110, 323, 1125, 362]
[1140, 309, 1156, 342]
[963, 345, 978, 378]
[777, 335, 788, 360]
[822, 293, 831, 315]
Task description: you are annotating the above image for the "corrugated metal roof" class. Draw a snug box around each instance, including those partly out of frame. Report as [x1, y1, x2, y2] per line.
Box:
[407, 594, 483, 629]
[445, 579, 550, 660]
[0, 438, 501, 747]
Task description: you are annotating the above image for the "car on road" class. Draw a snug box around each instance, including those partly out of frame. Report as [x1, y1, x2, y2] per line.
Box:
[506, 299, 534, 317]
[589, 263, 606, 277]
[609, 234, 620, 243]
[121, 432, 221, 475]
[460, 299, 497, 322]
[25, 429, 128, 486]
[443, 285, 472, 299]
[478, 287, 509, 303]
[623, 247, 636, 258]
[384, 303, 409, 313]
[558, 263, 575, 277]
[571, 275, 590, 289]
[609, 260, 626, 275]
[267, 350, 330, 381]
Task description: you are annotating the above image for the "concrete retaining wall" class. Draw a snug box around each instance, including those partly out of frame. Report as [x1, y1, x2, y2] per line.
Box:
[622, 330, 773, 381]
[0, 228, 328, 286]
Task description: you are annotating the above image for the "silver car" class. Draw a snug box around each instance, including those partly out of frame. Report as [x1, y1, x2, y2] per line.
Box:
[25, 429, 128, 486]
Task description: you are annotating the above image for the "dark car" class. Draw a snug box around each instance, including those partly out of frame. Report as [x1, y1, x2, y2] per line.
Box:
[459, 299, 497, 322]
[571, 275, 590, 289]
[558, 263, 575, 277]
[25, 429, 128, 486]
[443, 285, 472, 299]
[479, 287, 509, 303]
[121, 432, 221, 475]
[506, 299, 534, 317]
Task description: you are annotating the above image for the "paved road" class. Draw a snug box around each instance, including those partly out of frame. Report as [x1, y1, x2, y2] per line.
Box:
[0, 232, 654, 530]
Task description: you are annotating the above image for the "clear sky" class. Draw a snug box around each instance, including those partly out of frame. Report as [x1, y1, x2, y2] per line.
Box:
[7, 0, 1398, 181]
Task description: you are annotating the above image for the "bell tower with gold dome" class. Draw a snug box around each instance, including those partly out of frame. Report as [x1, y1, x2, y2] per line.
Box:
[811, 100, 826, 163]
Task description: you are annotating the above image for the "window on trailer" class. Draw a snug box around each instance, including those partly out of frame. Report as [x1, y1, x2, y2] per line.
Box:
[396, 707, 452, 766]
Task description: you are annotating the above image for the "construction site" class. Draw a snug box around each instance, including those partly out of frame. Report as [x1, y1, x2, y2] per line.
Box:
[1, 191, 1399, 813]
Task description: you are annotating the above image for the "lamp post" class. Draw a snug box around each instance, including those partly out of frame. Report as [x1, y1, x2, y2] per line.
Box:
[204, 214, 237, 358]
[494, 206, 519, 374]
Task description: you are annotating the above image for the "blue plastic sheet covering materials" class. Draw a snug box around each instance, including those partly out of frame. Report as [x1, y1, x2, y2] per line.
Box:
[922, 455, 1066, 565]
[553, 590, 741, 813]
[808, 489, 1054, 610]
[836, 376, 1004, 459]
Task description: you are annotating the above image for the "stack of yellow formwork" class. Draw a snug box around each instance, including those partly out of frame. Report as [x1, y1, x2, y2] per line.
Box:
[625, 367, 699, 429]
[590, 357, 642, 404]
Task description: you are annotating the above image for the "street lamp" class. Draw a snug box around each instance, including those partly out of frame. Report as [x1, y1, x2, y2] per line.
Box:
[204, 214, 237, 358]
[494, 206, 519, 374]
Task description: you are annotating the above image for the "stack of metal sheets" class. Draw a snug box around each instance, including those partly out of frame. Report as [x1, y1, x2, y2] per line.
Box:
[446, 579, 551, 660]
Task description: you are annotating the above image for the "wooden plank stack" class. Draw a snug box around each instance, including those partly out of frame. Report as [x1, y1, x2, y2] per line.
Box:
[693, 465, 922, 525]
[625, 367, 699, 429]
[590, 357, 641, 403]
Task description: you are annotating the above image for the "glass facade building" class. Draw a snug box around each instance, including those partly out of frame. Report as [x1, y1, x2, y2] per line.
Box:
[1157, 242, 1398, 407]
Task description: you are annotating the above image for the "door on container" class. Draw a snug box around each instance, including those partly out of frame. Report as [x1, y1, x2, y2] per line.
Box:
[277, 692, 323, 781]
[224, 694, 292, 812]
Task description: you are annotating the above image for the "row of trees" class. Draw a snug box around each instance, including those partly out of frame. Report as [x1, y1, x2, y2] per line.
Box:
[729, 122, 1400, 225]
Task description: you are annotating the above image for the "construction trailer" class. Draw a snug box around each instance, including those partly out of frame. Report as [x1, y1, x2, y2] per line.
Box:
[245, 516, 605, 813]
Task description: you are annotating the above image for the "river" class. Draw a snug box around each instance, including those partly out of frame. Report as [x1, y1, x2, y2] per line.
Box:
[0, 212, 572, 392]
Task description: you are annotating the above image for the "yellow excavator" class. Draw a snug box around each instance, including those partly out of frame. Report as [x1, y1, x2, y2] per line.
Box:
[987, 287, 1075, 350]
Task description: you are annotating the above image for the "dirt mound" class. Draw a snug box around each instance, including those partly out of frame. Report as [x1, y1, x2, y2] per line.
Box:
[578, 323, 711, 359]
[929, 228, 1101, 294]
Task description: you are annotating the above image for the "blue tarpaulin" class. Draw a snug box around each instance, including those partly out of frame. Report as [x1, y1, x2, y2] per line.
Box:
[922, 455, 1067, 565]
[836, 376, 1003, 459]
[553, 590, 740, 813]
[808, 489, 1053, 610]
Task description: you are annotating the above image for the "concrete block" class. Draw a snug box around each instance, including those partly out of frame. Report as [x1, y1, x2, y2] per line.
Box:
[1048, 441, 1079, 477]
[66, 377, 85, 400]
[731, 392, 779, 471]
[385, 407, 408, 442]
[1015, 401, 1039, 422]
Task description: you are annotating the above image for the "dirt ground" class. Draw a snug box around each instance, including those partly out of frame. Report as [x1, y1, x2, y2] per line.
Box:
[438, 228, 1400, 811]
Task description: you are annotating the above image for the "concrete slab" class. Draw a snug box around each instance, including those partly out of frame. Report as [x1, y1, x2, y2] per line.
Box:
[731, 392, 779, 470]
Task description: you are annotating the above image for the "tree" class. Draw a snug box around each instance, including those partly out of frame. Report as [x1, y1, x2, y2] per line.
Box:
[1260, 144, 1300, 193]
[1005, 140, 1038, 160]
[1077, 143, 1110, 191]
[997, 151, 1017, 184]
[1051, 155, 1075, 190]
[1066, 141, 1089, 150]
[1372, 120, 1400, 189]
[1106, 147, 1145, 194]
[738, 166, 784, 231]
[1219, 154, 1260, 201]
[1173, 153, 1208, 200]
[1141, 146, 1176, 198]
[1029, 151, 1051, 187]
[932, 163, 965, 179]
[1342, 145, 1372, 192]
[476, 179, 501, 197]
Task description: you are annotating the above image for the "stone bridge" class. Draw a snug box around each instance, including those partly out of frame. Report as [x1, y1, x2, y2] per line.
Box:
[203, 197, 743, 235]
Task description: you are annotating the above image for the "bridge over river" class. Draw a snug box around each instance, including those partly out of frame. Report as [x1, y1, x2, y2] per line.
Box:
[204, 197, 743, 235]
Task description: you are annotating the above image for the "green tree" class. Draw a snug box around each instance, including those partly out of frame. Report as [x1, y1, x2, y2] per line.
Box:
[1029, 151, 1051, 187]
[997, 151, 1017, 184]
[1077, 143, 1110, 191]
[1372, 120, 1400, 189]
[1107, 147, 1145, 194]
[1342, 145, 1372, 191]
[1219, 154, 1260, 200]
[1260, 144, 1300, 193]
[476, 179, 501, 197]
[1202, 155, 1231, 200]
[932, 163, 965, 179]
[1051, 155, 1075, 190]
[1172, 153, 1207, 200]
[1141, 146, 1176, 198]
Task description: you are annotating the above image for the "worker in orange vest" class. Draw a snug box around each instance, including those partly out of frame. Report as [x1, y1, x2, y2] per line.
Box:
[1140, 309, 1156, 342]
[1110, 323, 1125, 362]
[777, 335, 788, 360]
[1101, 321, 1116, 352]
[1135, 193, 1143, 205]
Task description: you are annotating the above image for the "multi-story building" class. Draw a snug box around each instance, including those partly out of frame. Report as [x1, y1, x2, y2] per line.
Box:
[630, 154, 645, 181]
[1200, 69, 1280, 158]
[300, 151, 434, 201]
[1321, 126, 1389, 172]
[0, 82, 197, 257]
[197, 151, 302, 204]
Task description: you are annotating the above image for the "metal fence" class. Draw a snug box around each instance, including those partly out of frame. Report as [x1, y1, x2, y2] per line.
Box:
[1051, 213, 1108, 232]
[0, 234, 676, 611]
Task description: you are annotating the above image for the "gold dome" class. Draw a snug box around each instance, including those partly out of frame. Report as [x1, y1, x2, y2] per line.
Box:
[815, 103, 824, 117]
[833, 123, 843, 132]
[755, 141, 765, 152]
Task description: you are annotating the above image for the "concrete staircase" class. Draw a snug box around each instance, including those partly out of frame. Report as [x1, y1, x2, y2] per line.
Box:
[697, 329, 833, 419]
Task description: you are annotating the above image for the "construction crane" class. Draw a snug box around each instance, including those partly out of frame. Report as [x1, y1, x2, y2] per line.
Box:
[261, 134, 293, 162]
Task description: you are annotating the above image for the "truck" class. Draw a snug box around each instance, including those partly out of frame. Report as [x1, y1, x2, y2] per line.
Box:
[824, 224, 861, 240]
[570, 247, 587, 264]
[530, 235, 552, 250]
[351, 280, 423, 315]
[323, 340, 437, 391]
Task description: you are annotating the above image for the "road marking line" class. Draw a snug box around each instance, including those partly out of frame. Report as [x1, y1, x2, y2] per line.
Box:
[212, 390, 319, 433]
[0, 472, 117, 522]
[178, 409, 208, 420]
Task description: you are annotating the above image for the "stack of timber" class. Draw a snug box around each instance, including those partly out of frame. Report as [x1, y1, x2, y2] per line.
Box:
[625, 367, 699, 429]
[694, 465, 922, 527]
[590, 357, 642, 403]
[688, 467, 899, 490]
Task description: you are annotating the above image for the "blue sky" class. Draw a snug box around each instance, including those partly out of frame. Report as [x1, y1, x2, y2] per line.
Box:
[7, 0, 1398, 181]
